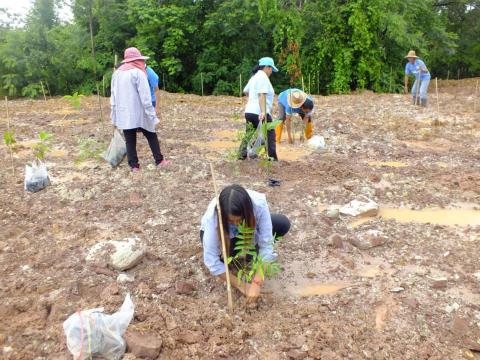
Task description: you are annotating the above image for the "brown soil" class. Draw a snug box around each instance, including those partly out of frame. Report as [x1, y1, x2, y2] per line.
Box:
[1, 79, 480, 359]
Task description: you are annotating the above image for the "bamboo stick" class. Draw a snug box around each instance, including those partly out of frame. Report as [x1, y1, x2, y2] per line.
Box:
[40, 81, 47, 102]
[5, 96, 14, 176]
[102, 76, 106, 97]
[301, 76, 305, 92]
[308, 73, 311, 94]
[209, 163, 233, 311]
[201, 72, 204, 96]
[239, 73, 242, 98]
[162, 73, 165, 91]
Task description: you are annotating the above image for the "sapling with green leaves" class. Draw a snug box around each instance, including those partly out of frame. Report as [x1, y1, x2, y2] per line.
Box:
[3, 130, 16, 175]
[75, 137, 105, 164]
[33, 131, 53, 161]
[227, 221, 281, 284]
[63, 92, 84, 109]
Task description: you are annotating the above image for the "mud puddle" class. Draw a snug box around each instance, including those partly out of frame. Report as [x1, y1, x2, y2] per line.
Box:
[292, 282, 352, 297]
[351, 207, 480, 227]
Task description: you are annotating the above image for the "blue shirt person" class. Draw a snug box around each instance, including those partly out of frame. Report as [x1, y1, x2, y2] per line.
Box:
[276, 88, 314, 144]
[404, 50, 431, 107]
[146, 66, 160, 108]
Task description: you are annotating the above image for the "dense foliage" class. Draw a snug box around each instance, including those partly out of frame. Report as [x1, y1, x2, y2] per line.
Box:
[1, 0, 479, 97]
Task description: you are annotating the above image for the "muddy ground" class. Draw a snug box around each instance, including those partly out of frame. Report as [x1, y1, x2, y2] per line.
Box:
[0, 78, 479, 359]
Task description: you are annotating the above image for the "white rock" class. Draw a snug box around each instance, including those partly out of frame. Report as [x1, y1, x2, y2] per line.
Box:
[390, 287, 405, 293]
[445, 302, 460, 313]
[339, 199, 379, 217]
[117, 273, 135, 283]
[86, 237, 146, 271]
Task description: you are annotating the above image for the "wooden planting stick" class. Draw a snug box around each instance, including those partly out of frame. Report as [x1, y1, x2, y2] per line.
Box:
[162, 73, 165, 91]
[474, 80, 478, 113]
[308, 73, 311, 94]
[435, 78, 440, 120]
[5, 96, 14, 176]
[209, 162, 233, 311]
[201, 72, 204, 96]
[301, 76, 305, 92]
[317, 70, 320, 95]
[239, 73, 242, 98]
[40, 81, 47, 102]
[102, 76, 106, 97]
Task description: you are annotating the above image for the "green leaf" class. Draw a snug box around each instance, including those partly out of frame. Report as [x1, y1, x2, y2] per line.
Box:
[3, 131, 16, 146]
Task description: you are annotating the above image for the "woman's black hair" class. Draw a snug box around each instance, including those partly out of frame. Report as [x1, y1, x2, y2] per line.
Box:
[302, 98, 314, 111]
[251, 65, 266, 76]
[218, 184, 256, 255]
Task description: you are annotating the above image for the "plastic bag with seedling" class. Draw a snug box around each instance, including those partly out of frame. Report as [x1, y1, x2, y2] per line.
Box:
[247, 119, 282, 159]
[226, 221, 281, 284]
[25, 131, 52, 193]
[63, 92, 84, 109]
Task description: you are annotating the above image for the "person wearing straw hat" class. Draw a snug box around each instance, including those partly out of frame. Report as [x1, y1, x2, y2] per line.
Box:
[239, 57, 279, 160]
[111, 47, 170, 171]
[276, 88, 314, 144]
[404, 50, 431, 107]
[200, 184, 290, 302]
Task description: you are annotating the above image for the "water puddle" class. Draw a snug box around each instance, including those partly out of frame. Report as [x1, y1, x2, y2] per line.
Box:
[368, 161, 408, 168]
[351, 207, 480, 227]
[293, 282, 351, 297]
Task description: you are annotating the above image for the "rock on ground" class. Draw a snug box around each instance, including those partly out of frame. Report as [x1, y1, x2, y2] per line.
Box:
[125, 330, 162, 359]
[350, 230, 387, 250]
[86, 237, 146, 271]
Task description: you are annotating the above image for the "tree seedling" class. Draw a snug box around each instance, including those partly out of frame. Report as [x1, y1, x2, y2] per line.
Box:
[3, 130, 16, 175]
[63, 92, 84, 109]
[33, 131, 53, 161]
[75, 137, 104, 164]
[226, 221, 281, 284]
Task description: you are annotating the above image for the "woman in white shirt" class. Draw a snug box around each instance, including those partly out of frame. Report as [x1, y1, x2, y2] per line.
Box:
[200, 184, 290, 302]
[111, 47, 169, 171]
[239, 57, 278, 160]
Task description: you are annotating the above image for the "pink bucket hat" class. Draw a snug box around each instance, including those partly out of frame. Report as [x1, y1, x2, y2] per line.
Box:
[122, 47, 149, 63]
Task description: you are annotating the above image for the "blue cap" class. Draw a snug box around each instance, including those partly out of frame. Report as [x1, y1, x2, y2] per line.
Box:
[258, 57, 279, 72]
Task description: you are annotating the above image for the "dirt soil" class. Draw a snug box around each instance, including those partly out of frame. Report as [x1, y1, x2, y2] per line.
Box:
[1, 78, 480, 359]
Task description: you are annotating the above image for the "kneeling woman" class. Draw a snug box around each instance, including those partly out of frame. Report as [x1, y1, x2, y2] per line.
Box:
[200, 185, 290, 301]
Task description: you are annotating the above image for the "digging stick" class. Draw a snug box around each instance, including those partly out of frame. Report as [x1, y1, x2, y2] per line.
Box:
[435, 78, 440, 120]
[474, 80, 478, 113]
[209, 163, 234, 311]
[239, 73, 242, 98]
[40, 81, 47, 102]
[5, 96, 14, 176]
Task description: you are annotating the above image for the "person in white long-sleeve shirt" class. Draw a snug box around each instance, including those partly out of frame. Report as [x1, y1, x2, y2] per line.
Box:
[200, 184, 290, 302]
[110, 47, 169, 171]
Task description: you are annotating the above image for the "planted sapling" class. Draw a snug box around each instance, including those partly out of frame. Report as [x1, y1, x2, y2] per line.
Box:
[33, 131, 53, 161]
[226, 221, 281, 284]
[3, 130, 16, 175]
[63, 92, 84, 109]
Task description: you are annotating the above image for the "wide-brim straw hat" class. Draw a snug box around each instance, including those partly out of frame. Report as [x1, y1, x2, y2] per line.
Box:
[405, 50, 418, 58]
[287, 90, 308, 108]
[122, 47, 149, 63]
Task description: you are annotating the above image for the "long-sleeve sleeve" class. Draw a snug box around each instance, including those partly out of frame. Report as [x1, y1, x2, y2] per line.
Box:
[135, 71, 159, 128]
[110, 74, 117, 125]
[201, 205, 226, 276]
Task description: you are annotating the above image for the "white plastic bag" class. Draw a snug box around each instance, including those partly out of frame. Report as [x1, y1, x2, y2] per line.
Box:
[103, 129, 126, 167]
[247, 122, 263, 158]
[63, 293, 134, 360]
[24, 160, 50, 192]
[307, 135, 326, 150]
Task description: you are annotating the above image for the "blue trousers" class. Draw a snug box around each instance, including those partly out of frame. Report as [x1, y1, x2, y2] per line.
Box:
[412, 78, 430, 101]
